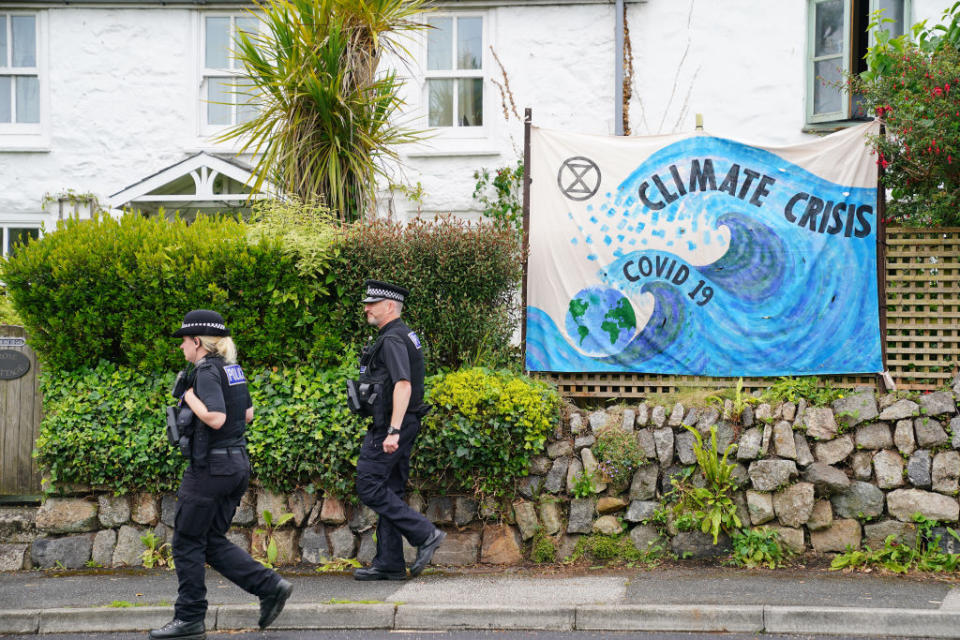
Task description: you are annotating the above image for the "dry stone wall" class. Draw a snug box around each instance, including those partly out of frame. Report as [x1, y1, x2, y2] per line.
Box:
[3, 385, 960, 570]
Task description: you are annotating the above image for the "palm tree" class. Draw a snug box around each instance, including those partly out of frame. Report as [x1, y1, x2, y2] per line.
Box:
[222, 0, 428, 221]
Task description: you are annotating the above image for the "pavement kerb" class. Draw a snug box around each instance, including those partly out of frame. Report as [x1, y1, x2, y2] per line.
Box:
[763, 605, 960, 639]
[4, 604, 960, 636]
[576, 604, 764, 633]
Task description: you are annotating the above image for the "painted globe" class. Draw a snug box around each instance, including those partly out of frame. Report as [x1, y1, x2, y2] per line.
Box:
[564, 287, 636, 357]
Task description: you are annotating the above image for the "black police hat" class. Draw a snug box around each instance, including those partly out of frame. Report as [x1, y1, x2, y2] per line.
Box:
[362, 280, 409, 304]
[172, 309, 230, 337]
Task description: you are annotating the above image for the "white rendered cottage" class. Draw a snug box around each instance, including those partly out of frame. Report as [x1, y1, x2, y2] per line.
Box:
[0, 0, 952, 251]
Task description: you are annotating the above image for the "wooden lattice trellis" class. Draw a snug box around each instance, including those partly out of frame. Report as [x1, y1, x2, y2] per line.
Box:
[538, 228, 960, 399]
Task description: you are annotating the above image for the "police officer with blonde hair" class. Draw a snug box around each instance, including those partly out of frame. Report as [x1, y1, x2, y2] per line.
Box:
[150, 310, 292, 640]
[351, 281, 445, 580]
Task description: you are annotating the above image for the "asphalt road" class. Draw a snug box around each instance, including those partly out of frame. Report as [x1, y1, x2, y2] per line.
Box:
[0, 631, 947, 640]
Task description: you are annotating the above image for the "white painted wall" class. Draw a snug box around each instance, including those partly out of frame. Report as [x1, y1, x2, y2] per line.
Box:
[0, 1, 954, 232]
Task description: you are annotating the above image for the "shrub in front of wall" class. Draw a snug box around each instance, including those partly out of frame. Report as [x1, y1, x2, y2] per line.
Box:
[245, 362, 367, 496]
[35, 361, 558, 499]
[332, 219, 523, 371]
[413, 367, 560, 497]
[2, 213, 338, 371]
[35, 363, 184, 494]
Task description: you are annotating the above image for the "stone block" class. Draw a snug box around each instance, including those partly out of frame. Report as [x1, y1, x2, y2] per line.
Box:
[801, 462, 850, 496]
[357, 530, 376, 565]
[567, 498, 595, 534]
[513, 501, 539, 541]
[653, 427, 674, 465]
[454, 496, 478, 527]
[894, 419, 916, 456]
[31, 534, 93, 569]
[518, 475, 545, 500]
[670, 531, 731, 559]
[288, 489, 317, 528]
[802, 407, 838, 441]
[592, 515, 623, 535]
[629, 524, 660, 553]
[597, 496, 629, 514]
[232, 490, 256, 527]
[908, 449, 932, 488]
[112, 525, 147, 567]
[545, 457, 570, 494]
[675, 430, 697, 465]
[772, 482, 814, 528]
[566, 458, 584, 495]
[830, 481, 884, 520]
[915, 417, 949, 448]
[872, 450, 904, 489]
[878, 399, 919, 421]
[794, 433, 815, 468]
[629, 465, 658, 501]
[574, 434, 595, 450]
[0, 543, 28, 570]
[547, 440, 574, 459]
[813, 435, 854, 465]
[529, 456, 553, 475]
[327, 524, 357, 559]
[762, 525, 805, 554]
[130, 493, 159, 526]
[668, 402, 685, 427]
[480, 524, 522, 564]
[35, 499, 98, 534]
[863, 519, 915, 549]
[737, 428, 762, 461]
[772, 421, 797, 460]
[624, 500, 657, 523]
[746, 490, 774, 525]
[299, 525, 330, 564]
[650, 405, 667, 428]
[854, 423, 893, 450]
[748, 459, 797, 491]
[0, 506, 38, 543]
[919, 391, 956, 417]
[832, 391, 878, 428]
[252, 528, 299, 566]
[851, 451, 873, 481]
[433, 531, 480, 566]
[810, 518, 861, 553]
[636, 429, 657, 460]
[807, 500, 832, 531]
[348, 504, 378, 532]
[932, 450, 960, 494]
[588, 410, 608, 432]
[887, 489, 959, 522]
[569, 413, 584, 435]
[636, 403, 650, 427]
[621, 409, 636, 432]
[538, 501, 562, 535]
[91, 529, 116, 567]
[96, 495, 130, 529]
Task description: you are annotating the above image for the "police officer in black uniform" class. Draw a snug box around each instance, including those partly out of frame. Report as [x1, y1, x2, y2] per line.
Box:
[353, 280, 446, 580]
[150, 310, 292, 640]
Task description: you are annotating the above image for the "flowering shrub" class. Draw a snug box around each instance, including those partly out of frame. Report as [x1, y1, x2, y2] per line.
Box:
[849, 6, 960, 226]
[592, 425, 647, 485]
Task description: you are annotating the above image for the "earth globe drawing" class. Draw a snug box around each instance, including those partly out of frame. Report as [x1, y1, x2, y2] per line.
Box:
[565, 287, 637, 357]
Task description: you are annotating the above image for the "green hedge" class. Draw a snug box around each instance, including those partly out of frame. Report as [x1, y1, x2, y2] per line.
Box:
[3, 214, 334, 372]
[3, 213, 522, 373]
[35, 363, 557, 497]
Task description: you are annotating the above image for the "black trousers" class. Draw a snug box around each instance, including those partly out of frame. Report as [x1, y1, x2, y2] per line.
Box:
[173, 450, 280, 622]
[355, 415, 434, 572]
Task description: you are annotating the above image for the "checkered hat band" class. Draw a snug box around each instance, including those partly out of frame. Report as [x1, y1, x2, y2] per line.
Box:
[180, 322, 227, 331]
[366, 287, 404, 301]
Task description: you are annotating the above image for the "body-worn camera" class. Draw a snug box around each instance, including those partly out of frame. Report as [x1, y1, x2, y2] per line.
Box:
[166, 367, 197, 458]
[347, 340, 388, 417]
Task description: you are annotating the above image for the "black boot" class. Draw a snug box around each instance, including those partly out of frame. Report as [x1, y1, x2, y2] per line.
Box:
[353, 566, 408, 581]
[410, 529, 446, 577]
[148, 618, 205, 640]
[258, 577, 294, 629]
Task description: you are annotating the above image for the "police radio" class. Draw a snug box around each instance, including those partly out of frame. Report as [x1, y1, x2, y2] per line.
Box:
[165, 366, 196, 458]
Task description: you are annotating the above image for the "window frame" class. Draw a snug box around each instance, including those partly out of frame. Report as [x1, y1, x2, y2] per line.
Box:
[0, 9, 46, 144]
[806, 0, 912, 125]
[421, 11, 489, 138]
[196, 11, 260, 138]
[0, 222, 40, 257]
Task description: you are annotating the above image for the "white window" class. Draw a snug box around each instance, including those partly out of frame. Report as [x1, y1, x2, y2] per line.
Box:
[807, 0, 911, 123]
[2, 225, 38, 257]
[424, 14, 484, 128]
[199, 14, 259, 132]
[0, 12, 40, 131]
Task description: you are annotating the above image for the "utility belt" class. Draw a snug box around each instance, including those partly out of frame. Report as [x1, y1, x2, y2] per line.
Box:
[166, 405, 246, 463]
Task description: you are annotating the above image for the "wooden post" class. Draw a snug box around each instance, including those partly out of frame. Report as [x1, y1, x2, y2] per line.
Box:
[520, 108, 533, 372]
[876, 122, 891, 393]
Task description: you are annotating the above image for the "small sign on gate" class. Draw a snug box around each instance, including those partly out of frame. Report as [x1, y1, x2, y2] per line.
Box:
[0, 337, 26, 348]
[0, 349, 30, 380]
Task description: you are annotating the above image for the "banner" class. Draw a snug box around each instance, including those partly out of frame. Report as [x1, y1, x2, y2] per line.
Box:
[525, 122, 882, 376]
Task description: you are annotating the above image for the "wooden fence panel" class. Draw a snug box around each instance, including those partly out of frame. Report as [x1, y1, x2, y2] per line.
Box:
[0, 325, 42, 497]
[543, 228, 960, 398]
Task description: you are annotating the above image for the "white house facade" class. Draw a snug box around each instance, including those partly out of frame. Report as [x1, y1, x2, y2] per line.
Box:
[0, 0, 952, 249]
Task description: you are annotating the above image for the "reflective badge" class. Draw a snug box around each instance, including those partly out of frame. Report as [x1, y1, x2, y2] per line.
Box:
[408, 331, 422, 350]
[359, 366, 367, 374]
[224, 364, 247, 386]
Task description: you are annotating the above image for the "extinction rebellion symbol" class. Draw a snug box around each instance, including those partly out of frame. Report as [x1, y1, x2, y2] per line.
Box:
[557, 156, 601, 201]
